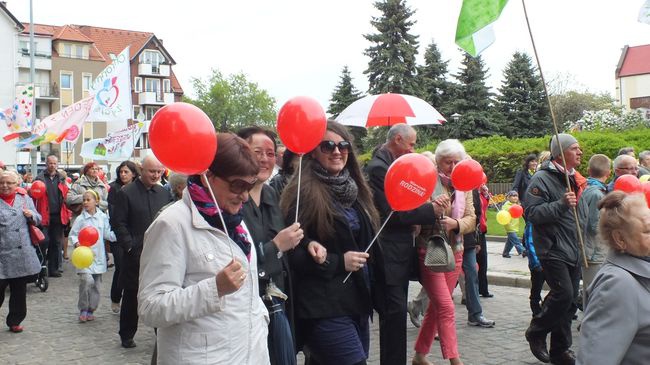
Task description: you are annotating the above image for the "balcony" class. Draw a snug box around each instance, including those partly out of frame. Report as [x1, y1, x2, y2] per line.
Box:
[15, 82, 59, 99]
[138, 63, 170, 77]
[138, 91, 174, 105]
[16, 50, 52, 70]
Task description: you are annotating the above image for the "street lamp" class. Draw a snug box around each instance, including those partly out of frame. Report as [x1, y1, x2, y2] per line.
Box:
[451, 113, 462, 122]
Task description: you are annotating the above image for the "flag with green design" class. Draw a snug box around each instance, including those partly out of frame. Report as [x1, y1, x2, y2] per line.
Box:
[455, 0, 509, 57]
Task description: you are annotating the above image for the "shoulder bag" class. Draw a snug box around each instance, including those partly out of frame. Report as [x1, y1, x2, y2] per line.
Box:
[424, 224, 455, 273]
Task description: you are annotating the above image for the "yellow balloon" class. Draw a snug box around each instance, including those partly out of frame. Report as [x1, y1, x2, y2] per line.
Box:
[71, 246, 94, 269]
[496, 210, 512, 225]
[640, 175, 650, 183]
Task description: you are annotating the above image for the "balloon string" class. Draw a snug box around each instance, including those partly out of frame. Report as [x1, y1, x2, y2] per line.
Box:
[294, 154, 303, 224]
[201, 172, 235, 260]
[343, 210, 394, 284]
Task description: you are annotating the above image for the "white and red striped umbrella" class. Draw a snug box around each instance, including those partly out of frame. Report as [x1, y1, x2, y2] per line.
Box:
[335, 93, 446, 127]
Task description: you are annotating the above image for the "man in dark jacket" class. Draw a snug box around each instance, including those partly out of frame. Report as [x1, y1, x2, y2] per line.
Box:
[111, 155, 171, 349]
[34, 155, 71, 277]
[366, 124, 443, 365]
[524, 134, 583, 365]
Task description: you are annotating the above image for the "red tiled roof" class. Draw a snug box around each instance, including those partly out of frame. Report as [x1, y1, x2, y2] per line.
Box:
[170, 70, 184, 94]
[54, 25, 93, 43]
[617, 44, 650, 78]
[21, 23, 58, 36]
[77, 25, 152, 65]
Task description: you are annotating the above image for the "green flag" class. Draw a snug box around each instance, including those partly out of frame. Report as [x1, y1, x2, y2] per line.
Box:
[455, 0, 509, 57]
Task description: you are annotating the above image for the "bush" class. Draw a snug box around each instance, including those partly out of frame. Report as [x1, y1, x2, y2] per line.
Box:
[358, 128, 650, 182]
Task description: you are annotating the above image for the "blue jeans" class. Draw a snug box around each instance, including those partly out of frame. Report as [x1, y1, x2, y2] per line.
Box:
[462, 248, 483, 321]
[503, 232, 525, 256]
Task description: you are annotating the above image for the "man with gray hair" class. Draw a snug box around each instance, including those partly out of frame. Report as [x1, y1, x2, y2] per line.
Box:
[166, 172, 187, 201]
[524, 133, 583, 364]
[111, 155, 172, 348]
[366, 123, 444, 365]
[638, 150, 650, 176]
[607, 154, 639, 191]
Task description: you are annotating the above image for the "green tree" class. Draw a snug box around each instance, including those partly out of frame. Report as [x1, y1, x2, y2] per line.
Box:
[496, 52, 550, 137]
[549, 91, 615, 127]
[446, 53, 496, 140]
[327, 66, 367, 150]
[184, 69, 277, 132]
[327, 66, 363, 117]
[364, 0, 420, 95]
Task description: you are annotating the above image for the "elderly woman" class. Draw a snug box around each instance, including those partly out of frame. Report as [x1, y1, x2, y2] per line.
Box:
[0, 170, 42, 333]
[138, 133, 270, 364]
[237, 126, 305, 365]
[106, 160, 139, 314]
[412, 139, 481, 365]
[577, 192, 650, 365]
[280, 121, 379, 365]
[67, 162, 109, 216]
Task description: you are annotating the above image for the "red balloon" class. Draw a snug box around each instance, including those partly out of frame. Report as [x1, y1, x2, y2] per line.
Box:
[509, 204, 524, 219]
[78, 226, 99, 247]
[30, 180, 46, 199]
[277, 96, 327, 154]
[385, 153, 438, 211]
[66, 177, 72, 184]
[613, 174, 641, 193]
[481, 172, 488, 185]
[642, 182, 650, 208]
[149, 102, 217, 175]
[451, 159, 484, 192]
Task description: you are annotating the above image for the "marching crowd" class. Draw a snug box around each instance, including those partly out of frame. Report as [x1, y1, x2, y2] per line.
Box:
[0, 123, 649, 365]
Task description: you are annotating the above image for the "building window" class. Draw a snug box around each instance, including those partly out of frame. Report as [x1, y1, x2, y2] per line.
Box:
[19, 41, 29, 55]
[82, 73, 92, 92]
[134, 77, 142, 93]
[63, 44, 72, 57]
[140, 50, 163, 73]
[145, 78, 160, 93]
[163, 79, 171, 93]
[60, 72, 72, 89]
[133, 105, 142, 120]
[135, 132, 149, 149]
[75, 45, 83, 59]
[145, 106, 160, 120]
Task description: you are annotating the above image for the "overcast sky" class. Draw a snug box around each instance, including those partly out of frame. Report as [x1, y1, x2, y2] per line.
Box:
[7, 0, 650, 115]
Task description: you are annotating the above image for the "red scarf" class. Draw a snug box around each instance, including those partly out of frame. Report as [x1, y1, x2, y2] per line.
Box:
[1, 191, 16, 206]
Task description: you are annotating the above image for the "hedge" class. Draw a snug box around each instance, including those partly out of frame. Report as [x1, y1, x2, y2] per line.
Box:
[358, 128, 650, 183]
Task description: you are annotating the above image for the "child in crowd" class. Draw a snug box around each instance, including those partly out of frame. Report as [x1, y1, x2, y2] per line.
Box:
[69, 190, 115, 322]
[501, 191, 526, 258]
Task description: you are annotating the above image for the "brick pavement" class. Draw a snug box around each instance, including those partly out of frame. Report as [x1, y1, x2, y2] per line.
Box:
[1, 243, 580, 365]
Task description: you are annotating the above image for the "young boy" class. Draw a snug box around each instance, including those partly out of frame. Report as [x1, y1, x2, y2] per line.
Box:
[501, 191, 526, 258]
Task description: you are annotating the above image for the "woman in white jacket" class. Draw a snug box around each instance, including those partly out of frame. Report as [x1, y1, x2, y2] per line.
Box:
[138, 133, 270, 364]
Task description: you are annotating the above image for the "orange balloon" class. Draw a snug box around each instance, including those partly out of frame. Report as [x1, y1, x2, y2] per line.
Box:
[384, 153, 437, 211]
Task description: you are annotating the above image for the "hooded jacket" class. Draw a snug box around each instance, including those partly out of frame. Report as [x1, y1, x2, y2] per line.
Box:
[524, 160, 582, 265]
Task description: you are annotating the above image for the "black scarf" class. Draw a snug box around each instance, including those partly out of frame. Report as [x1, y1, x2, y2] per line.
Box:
[311, 163, 358, 208]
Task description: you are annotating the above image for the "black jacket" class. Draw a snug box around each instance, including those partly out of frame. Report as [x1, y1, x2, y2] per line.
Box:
[365, 147, 438, 285]
[524, 161, 581, 265]
[512, 168, 533, 206]
[242, 184, 291, 294]
[110, 179, 172, 288]
[289, 201, 374, 319]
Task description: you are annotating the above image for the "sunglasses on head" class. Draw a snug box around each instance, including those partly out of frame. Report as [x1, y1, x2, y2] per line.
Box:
[319, 140, 351, 154]
[222, 177, 257, 194]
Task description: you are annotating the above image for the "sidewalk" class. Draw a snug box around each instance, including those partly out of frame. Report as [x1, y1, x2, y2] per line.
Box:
[485, 236, 534, 289]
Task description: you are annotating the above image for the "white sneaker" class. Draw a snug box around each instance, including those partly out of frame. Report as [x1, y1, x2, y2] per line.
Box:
[111, 302, 121, 313]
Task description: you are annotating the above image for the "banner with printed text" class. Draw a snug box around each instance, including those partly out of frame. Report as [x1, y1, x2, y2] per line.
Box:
[16, 96, 93, 149]
[80, 122, 144, 160]
[88, 46, 132, 122]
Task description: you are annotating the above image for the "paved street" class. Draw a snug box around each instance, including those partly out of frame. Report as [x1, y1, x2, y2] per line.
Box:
[1, 241, 580, 364]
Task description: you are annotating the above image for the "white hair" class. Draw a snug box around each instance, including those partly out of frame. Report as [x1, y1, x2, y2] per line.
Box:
[435, 139, 466, 162]
[386, 123, 415, 142]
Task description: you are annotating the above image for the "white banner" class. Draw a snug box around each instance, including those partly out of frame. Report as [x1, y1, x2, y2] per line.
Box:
[80, 122, 144, 161]
[88, 46, 132, 122]
[16, 96, 93, 148]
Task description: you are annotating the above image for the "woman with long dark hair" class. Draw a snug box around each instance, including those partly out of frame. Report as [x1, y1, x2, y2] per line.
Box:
[280, 121, 379, 365]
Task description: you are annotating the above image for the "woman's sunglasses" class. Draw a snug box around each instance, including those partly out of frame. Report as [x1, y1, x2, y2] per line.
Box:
[223, 177, 258, 194]
[319, 140, 351, 154]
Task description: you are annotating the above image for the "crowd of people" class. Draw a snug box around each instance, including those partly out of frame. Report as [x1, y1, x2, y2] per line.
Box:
[0, 125, 649, 365]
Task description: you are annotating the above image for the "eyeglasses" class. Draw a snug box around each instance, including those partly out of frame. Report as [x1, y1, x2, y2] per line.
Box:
[319, 140, 351, 154]
[253, 150, 276, 160]
[222, 177, 258, 194]
[616, 166, 638, 171]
